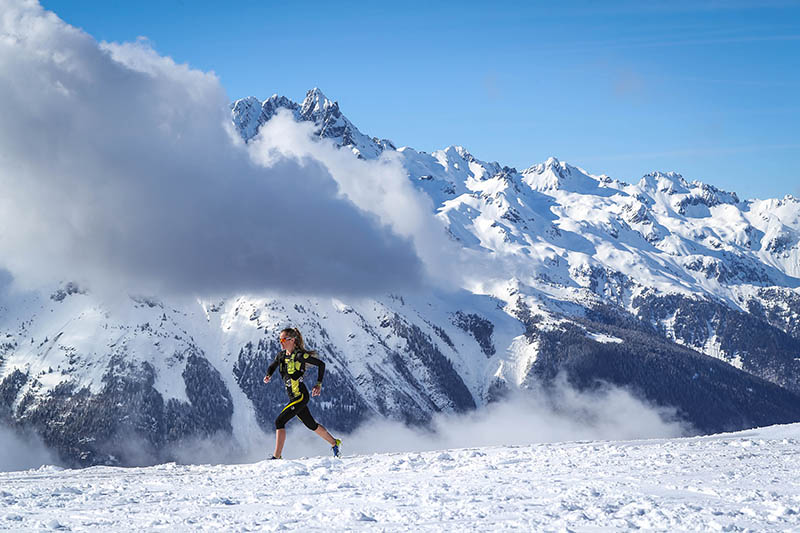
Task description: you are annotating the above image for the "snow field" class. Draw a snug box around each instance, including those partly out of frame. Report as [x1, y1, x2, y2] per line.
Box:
[2, 424, 799, 531]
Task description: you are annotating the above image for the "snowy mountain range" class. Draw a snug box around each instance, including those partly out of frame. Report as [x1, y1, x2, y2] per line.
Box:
[2, 88, 800, 467]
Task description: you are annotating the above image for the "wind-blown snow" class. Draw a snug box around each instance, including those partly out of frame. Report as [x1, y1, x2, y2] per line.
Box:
[1, 424, 798, 531]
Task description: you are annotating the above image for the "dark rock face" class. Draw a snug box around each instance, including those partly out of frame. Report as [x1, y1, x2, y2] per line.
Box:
[573, 265, 635, 306]
[451, 311, 496, 357]
[165, 352, 233, 442]
[233, 340, 286, 431]
[50, 282, 84, 302]
[10, 356, 167, 467]
[0, 352, 235, 467]
[676, 184, 739, 215]
[683, 253, 774, 285]
[525, 319, 800, 435]
[747, 288, 800, 340]
[633, 292, 800, 394]
[0, 369, 27, 420]
[765, 233, 794, 254]
[389, 314, 476, 413]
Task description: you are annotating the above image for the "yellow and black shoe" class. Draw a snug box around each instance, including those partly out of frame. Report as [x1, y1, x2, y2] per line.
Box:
[332, 439, 342, 458]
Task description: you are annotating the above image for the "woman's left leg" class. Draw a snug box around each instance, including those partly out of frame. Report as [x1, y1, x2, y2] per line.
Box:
[297, 407, 336, 446]
[314, 425, 337, 446]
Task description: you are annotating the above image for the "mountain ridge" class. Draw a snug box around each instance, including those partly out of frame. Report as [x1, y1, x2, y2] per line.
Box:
[1, 88, 799, 466]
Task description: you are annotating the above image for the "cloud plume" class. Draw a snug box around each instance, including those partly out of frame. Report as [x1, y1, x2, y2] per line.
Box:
[0, 424, 59, 472]
[256, 378, 689, 461]
[0, 0, 426, 298]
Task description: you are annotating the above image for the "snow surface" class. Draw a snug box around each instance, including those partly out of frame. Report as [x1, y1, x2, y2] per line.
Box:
[2, 424, 799, 532]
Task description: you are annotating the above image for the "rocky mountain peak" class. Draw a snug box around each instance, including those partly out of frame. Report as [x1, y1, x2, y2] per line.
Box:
[230, 88, 390, 159]
[520, 156, 578, 191]
[230, 94, 298, 142]
[545, 156, 562, 168]
[638, 171, 690, 195]
[300, 87, 339, 121]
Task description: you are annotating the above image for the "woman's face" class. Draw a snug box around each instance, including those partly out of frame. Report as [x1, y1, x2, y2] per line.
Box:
[279, 333, 296, 353]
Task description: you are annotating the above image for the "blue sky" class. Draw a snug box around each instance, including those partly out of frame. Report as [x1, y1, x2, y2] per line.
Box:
[42, 0, 799, 200]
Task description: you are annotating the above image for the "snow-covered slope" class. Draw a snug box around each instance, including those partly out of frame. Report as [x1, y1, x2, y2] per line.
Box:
[2, 88, 800, 467]
[2, 424, 799, 531]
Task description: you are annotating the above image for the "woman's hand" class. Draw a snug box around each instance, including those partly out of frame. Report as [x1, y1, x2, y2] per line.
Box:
[312, 384, 321, 397]
[263, 375, 270, 384]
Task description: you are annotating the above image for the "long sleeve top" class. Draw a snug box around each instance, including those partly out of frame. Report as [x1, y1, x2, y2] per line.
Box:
[266, 349, 325, 398]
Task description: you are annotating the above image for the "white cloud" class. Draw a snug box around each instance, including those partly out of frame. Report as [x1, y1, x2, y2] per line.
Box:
[248, 112, 468, 293]
[0, 0, 426, 298]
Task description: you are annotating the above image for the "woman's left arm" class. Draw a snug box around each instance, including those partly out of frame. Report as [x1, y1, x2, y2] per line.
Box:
[304, 354, 326, 396]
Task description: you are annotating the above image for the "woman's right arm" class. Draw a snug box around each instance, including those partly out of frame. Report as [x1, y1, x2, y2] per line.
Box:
[264, 356, 280, 384]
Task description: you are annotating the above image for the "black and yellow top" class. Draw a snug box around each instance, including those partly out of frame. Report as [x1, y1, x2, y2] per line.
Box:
[266, 349, 326, 399]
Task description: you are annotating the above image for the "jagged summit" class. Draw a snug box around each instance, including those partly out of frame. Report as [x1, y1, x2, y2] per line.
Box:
[635, 171, 741, 218]
[232, 88, 759, 211]
[638, 171, 691, 195]
[446, 145, 475, 160]
[300, 87, 336, 117]
[545, 156, 562, 168]
[521, 157, 571, 179]
[230, 94, 298, 141]
[519, 156, 610, 194]
[230, 87, 388, 159]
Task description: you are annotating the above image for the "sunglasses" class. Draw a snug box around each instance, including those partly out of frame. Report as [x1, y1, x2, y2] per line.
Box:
[279, 337, 295, 344]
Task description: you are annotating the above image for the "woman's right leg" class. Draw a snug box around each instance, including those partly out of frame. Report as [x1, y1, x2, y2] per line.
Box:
[273, 388, 313, 458]
[273, 397, 303, 458]
[273, 428, 286, 458]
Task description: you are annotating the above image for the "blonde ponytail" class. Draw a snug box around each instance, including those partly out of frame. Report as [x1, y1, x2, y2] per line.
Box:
[280, 327, 317, 355]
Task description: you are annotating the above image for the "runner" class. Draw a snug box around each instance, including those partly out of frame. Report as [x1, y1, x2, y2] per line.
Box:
[263, 327, 341, 459]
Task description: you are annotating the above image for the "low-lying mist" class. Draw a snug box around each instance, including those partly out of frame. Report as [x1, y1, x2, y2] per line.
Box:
[170, 378, 690, 465]
[1, 378, 690, 472]
[0, 425, 60, 472]
[284, 380, 690, 460]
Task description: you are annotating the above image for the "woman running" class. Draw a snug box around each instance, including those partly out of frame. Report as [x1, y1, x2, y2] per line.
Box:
[263, 327, 341, 459]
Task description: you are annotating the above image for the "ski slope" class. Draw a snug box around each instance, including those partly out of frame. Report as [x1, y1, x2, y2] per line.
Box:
[2, 424, 799, 531]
